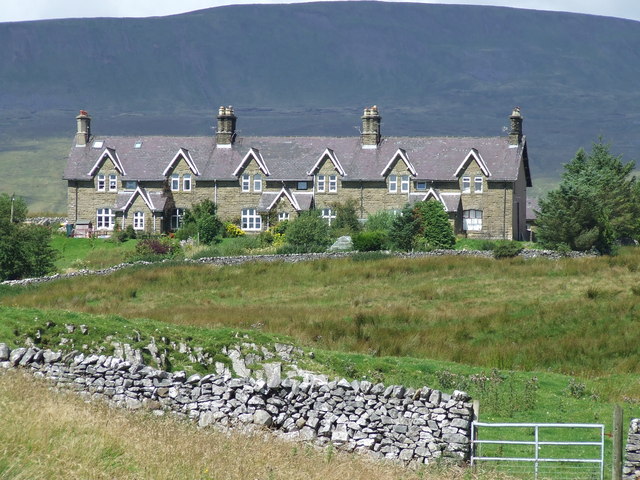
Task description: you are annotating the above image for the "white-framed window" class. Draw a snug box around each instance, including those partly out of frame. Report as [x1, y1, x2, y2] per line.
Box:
[317, 175, 326, 192]
[416, 181, 427, 191]
[108, 174, 117, 192]
[462, 176, 471, 193]
[388, 174, 397, 193]
[400, 175, 410, 193]
[133, 211, 145, 230]
[171, 208, 184, 230]
[241, 208, 262, 231]
[171, 174, 180, 191]
[297, 181, 308, 190]
[253, 174, 262, 192]
[241, 174, 250, 192]
[96, 208, 114, 230]
[96, 174, 105, 191]
[463, 209, 483, 231]
[329, 174, 337, 193]
[124, 181, 137, 190]
[321, 208, 336, 225]
[278, 212, 290, 222]
[474, 176, 483, 193]
[183, 174, 192, 192]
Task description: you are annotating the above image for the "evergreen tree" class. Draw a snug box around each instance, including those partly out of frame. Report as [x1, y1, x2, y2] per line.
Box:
[536, 141, 639, 253]
[414, 200, 456, 249]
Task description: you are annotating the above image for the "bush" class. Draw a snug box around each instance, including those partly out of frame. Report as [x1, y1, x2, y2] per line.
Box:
[0, 221, 57, 280]
[414, 200, 455, 249]
[283, 210, 331, 253]
[352, 231, 387, 252]
[364, 211, 396, 233]
[128, 237, 180, 261]
[492, 240, 524, 258]
[176, 199, 223, 245]
[224, 222, 245, 238]
[331, 199, 361, 235]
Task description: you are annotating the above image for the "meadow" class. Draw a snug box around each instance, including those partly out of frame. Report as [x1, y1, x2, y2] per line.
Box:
[2, 248, 640, 478]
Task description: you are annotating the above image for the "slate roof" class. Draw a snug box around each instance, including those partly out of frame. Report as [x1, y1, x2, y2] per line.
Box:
[65, 134, 531, 187]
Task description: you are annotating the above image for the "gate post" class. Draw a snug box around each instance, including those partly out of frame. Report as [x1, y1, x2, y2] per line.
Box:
[613, 405, 623, 480]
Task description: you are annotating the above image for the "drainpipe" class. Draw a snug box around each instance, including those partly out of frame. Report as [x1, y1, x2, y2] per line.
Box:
[503, 184, 507, 240]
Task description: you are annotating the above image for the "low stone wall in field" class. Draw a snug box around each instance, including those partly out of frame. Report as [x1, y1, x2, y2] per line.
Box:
[623, 419, 640, 479]
[0, 343, 473, 465]
[1, 249, 591, 287]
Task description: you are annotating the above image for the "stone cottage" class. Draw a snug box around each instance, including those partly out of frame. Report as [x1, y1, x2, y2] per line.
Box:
[64, 106, 532, 239]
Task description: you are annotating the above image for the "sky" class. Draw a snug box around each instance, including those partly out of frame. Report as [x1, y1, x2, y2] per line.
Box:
[1, 0, 640, 23]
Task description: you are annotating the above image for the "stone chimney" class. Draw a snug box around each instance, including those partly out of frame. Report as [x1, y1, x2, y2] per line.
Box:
[75, 110, 91, 146]
[361, 106, 381, 148]
[216, 106, 237, 147]
[509, 107, 523, 145]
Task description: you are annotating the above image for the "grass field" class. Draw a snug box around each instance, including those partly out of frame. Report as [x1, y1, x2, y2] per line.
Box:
[2, 248, 640, 478]
[2, 370, 518, 480]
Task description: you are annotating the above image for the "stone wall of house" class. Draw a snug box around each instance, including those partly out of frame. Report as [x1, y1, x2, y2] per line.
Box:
[0, 343, 474, 465]
[623, 418, 640, 479]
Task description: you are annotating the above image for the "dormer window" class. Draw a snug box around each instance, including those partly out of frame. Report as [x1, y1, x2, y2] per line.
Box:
[124, 181, 137, 191]
[253, 174, 262, 192]
[474, 176, 483, 193]
[462, 176, 471, 193]
[297, 181, 308, 190]
[317, 175, 326, 192]
[108, 174, 117, 192]
[329, 175, 337, 193]
[416, 181, 427, 191]
[183, 174, 192, 192]
[241, 174, 250, 192]
[388, 174, 397, 193]
[400, 175, 410, 193]
[171, 174, 180, 191]
[96, 174, 105, 191]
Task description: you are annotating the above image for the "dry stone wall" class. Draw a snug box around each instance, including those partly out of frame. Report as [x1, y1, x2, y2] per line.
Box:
[1, 249, 592, 287]
[624, 419, 640, 479]
[0, 343, 474, 465]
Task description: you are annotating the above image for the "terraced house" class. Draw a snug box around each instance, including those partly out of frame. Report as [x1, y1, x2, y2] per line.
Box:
[64, 106, 532, 239]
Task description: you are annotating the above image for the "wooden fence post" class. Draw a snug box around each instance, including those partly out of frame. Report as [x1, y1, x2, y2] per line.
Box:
[613, 404, 624, 480]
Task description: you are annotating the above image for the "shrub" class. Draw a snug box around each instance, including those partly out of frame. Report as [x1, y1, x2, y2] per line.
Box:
[129, 237, 179, 261]
[414, 200, 455, 249]
[283, 210, 331, 253]
[331, 199, 362, 235]
[492, 240, 524, 258]
[364, 210, 396, 234]
[224, 222, 245, 238]
[176, 199, 223, 245]
[388, 204, 421, 251]
[352, 231, 387, 252]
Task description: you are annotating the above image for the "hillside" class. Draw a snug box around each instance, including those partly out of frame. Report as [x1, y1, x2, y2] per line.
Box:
[2, 2, 640, 210]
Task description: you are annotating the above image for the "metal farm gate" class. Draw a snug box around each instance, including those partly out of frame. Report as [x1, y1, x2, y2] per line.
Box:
[471, 422, 605, 480]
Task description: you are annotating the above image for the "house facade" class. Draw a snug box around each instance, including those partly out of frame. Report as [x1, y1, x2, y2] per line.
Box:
[64, 106, 532, 239]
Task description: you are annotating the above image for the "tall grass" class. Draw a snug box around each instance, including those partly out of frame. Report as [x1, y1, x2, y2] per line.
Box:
[4, 249, 640, 390]
[0, 370, 512, 480]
